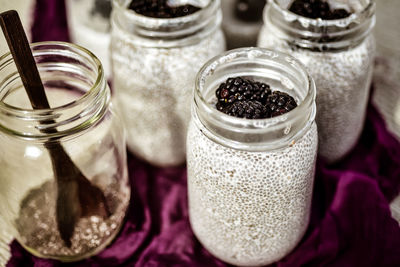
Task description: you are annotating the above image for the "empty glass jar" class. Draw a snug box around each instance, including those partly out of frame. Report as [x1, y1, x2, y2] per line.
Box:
[0, 42, 130, 261]
[187, 48, 317, 266]
[110, 0, 226, 166]
[258, 0, 376, 163]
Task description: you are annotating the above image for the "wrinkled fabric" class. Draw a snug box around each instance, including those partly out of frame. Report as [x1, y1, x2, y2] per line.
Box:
[6, 0, 400, 266]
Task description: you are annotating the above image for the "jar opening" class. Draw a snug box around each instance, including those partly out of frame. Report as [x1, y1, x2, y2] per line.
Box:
[266, 0, 375, 50]
[194, 47, 316, 151]
[111, 0, 222, 47]
[274, 0, 372, 19]
[0, 42, 109, 141]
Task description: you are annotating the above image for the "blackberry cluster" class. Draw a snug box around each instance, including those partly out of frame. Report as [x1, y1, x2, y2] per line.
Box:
[289, 0, 350, 20]
[129, 0, 201, 18]
[215, 77, 297, 119]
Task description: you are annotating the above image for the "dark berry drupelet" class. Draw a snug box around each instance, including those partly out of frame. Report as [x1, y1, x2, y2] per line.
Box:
[215, 77, 272, 110]
[215, 76, 297, 119]
[129, 0, 200, 18]
[224, 100, 268, 119]
[265, 91, 298, 117]
[289, 0, 351, 20]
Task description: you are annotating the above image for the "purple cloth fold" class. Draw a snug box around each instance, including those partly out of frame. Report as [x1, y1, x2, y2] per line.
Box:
[6, 0, 400, 266]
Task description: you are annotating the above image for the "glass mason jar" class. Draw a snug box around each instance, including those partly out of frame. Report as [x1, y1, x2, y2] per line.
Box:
[187, 48, 318, 266]
[258, 0, 376, 163]
[110, 0, 226, 167]
[66, 0, 112, 77]
[0, 42, 130, 261]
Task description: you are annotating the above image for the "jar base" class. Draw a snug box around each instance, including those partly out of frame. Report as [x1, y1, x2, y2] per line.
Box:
[13, 179, 130, 262]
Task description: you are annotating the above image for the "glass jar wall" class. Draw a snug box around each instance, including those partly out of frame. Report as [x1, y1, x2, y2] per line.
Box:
[187, 48, 317, 266]
[258, 0, 375, 163]
[110, 0, 226, 167]
[0, 42, 130, 262]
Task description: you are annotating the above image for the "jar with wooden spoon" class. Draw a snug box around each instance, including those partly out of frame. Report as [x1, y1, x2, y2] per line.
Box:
[0, 11, 130, 261]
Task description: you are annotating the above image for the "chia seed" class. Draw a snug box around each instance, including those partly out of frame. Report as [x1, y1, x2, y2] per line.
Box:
[15, 179, 129, 260]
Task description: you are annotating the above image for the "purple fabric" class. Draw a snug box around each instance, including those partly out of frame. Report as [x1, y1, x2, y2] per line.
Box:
[6, 0, 400, 266]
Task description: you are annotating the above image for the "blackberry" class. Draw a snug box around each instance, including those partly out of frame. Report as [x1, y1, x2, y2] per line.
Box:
[265, 91, 298, 117]
[289, 0, 350, 20]
[223, 100, 267, 119]
[215, 76, 297, 119]
[215, 77, 272, 111]
[128, 0, 201, 18]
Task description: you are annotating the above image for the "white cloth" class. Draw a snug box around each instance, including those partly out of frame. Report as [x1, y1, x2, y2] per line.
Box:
[0, 216, 12, 267]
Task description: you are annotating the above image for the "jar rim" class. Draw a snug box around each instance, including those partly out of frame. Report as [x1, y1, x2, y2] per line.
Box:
[0, 41, 109, 141]
[112, 0, 217, 26]
[264, 0, 375, 50]
[195, 47, 315, 126]
[0, 41, 104, 116]
[194, 47, 316, 151]
[111, 0, 222, 47]
[268, 0, 375, 27]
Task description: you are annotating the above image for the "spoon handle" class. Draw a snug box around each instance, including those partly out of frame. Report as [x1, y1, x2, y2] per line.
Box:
[0, 10, 82, 247]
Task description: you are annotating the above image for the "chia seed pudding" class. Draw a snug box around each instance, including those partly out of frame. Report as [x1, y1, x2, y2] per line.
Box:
[187, 48, 318, 266]
[111, 0, 226, 166]
[258, 0, 376, 163]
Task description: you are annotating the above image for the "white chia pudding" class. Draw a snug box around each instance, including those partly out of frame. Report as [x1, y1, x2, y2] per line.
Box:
[111, 0, 225, 166]
[187, 122, 317, 266]
[187, 48, 318, 266]
[258, 0, 376, 163]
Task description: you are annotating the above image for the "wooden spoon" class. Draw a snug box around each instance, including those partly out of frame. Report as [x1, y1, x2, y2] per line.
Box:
[0, 10, 110, 248]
